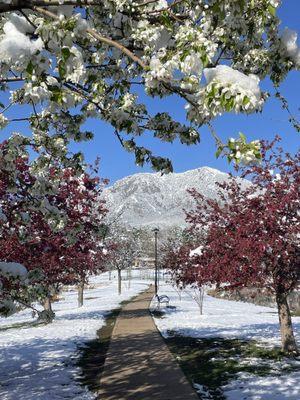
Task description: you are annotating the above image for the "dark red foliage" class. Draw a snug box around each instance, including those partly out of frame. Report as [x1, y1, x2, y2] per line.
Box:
[0, 142, 109, 292]
[169, 139, 300, 297]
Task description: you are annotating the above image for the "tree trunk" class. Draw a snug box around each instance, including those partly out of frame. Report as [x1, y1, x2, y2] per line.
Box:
[117, 268, 122, 295]
[128, 265, 132, 289]
[39, 296, 55, 323]
[276, 291, 298, 354]
[175, 286, 182, 301]
[109, 270, 112, 281]
[78, 280, 84, 308]
[43, 296, 52, 312]
[198, 287, 204, 315]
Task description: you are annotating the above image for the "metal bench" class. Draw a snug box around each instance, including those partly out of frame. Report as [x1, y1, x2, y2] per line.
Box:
[155, 294, 170, 307]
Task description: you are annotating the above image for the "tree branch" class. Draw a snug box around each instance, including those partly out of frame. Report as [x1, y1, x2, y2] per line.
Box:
[0, 77, 24, 83]
[0, 0, 103, 13]
[32, 6, 147, 69]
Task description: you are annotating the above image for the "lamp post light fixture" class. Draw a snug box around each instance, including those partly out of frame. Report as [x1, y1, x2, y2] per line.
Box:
[153, 227, 159, 296]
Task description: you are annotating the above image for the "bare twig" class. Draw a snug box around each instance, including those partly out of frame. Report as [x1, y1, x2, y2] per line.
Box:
[207, 121, 224, 148]
[275, 90, 300, 133]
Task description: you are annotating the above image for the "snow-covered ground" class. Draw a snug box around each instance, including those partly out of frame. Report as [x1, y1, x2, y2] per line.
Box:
[1, 272, 299, 400]
[153, 282, 300, 400]
[0, 271, 151, 400]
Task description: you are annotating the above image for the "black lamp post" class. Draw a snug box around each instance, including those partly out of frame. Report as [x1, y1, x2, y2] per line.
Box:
[153, 227, 159, 295]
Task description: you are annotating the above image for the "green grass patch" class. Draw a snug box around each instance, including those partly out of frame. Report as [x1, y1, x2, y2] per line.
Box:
[164, 333, 300, 399]
[244, 342, 284, 360]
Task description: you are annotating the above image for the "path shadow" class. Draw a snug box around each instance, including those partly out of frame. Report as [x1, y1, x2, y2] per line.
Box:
[98, 330, 199, 400]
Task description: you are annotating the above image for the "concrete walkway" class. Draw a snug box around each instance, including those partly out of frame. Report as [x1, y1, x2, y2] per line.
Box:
[98, 286, 199, 400]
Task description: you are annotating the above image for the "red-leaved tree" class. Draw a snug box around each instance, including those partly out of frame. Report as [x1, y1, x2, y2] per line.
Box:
[0, 140, 110, 316]
[169, 139, 299, 354]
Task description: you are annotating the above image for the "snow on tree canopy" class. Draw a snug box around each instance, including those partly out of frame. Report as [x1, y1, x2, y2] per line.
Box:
[0, 262, 28, 280]
[190, 246, 203, 258]
[281, 28, 300, 67]
[204, 65, 261, 99]
[0, 14, 43, 63]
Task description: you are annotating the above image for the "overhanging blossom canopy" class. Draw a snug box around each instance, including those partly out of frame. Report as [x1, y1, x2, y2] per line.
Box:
[0, 0, 299, 171]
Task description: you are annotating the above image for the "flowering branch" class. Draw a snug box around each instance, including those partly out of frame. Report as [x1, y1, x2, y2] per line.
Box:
[0, 0, 103, 13]
[33, 6, 147, 69]
[0, 0, 298, 172]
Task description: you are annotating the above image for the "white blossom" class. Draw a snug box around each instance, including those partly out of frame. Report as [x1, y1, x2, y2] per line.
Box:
[180, 52, 203, 76]
[121, 93, 136, 111]
[0, 114, 8, 130]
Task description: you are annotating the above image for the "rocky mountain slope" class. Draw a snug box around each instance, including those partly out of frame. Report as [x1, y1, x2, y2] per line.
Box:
[103, 167, 244, 229]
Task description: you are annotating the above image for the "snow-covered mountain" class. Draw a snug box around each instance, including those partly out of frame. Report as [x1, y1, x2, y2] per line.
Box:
[103, 167, 239, 228]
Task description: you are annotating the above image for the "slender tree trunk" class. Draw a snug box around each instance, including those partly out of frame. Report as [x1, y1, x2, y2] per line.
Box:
[198, 287, 204, 315]
[201, 288, 204, 313]
[43, 296, 52, 312]
[276, 291, 298, 354]
[39, 295, 55, 323]
[174, 286, 182, 301]
[78, 280, 84, 308]
[117, 268, 122, 295]
[194, 287, 204, 315]
[128, 265, 132, 289]
[109, 270, 112, 281]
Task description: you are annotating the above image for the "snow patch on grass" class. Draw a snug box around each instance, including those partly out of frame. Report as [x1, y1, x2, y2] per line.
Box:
[153, 282, 300, 400]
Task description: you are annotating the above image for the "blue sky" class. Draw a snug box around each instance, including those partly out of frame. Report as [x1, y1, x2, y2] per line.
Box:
[1, 1, 299, 184]
[72, 0, 300, 183]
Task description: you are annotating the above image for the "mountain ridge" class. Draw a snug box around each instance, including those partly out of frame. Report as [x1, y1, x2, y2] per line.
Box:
[103, 166, 239, 229]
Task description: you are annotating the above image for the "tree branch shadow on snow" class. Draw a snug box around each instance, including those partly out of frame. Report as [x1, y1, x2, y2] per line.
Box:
[0, 292, 151, 399]
[0, 336, 89, 400]
[54, 309, 108, 321]
[60, 306, 154, 322]
[0, 319, 47, 332]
